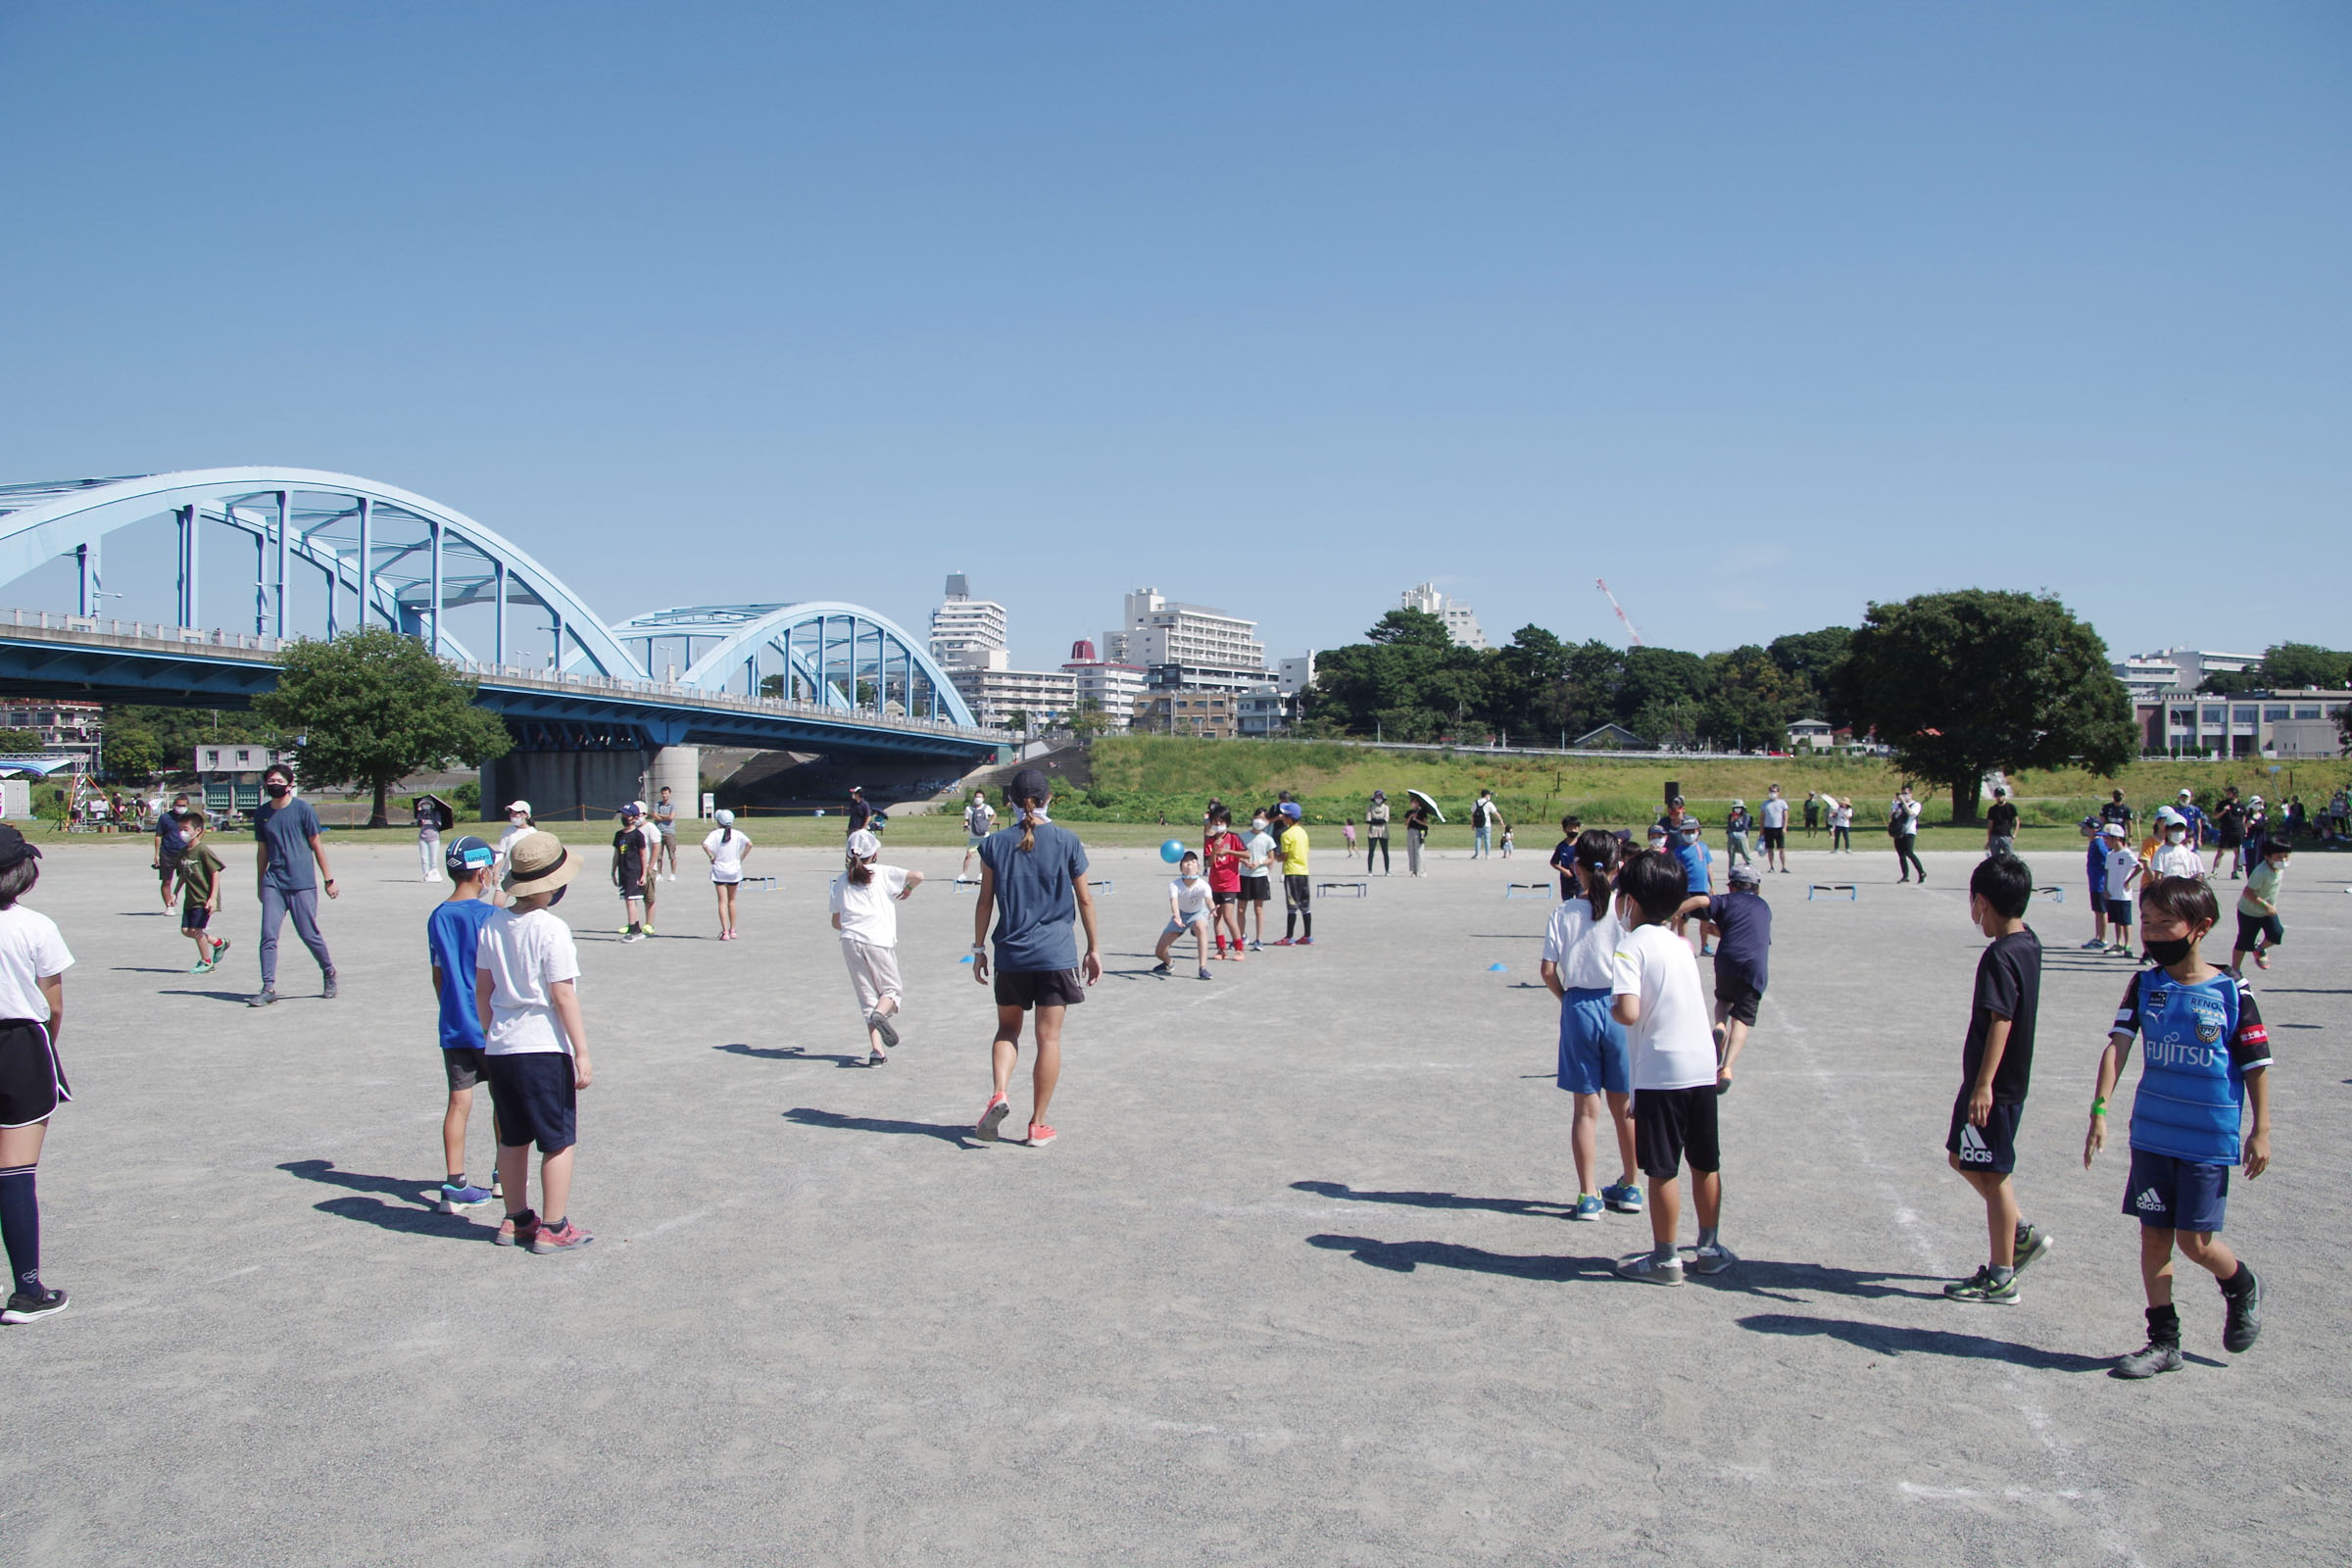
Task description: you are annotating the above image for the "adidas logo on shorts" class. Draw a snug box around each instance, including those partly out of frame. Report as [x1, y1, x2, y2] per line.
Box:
[2135, 1188, 2166, 1213]
[1957, 1124, 1990, 1163]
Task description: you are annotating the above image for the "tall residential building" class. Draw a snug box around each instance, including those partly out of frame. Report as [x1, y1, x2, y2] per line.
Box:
[2112, 646, 2261, 701]
[1398, 582, 1488, 650]
[1109, 588, 1267, 694]
[929, 573, 1010, 671]
[1060, 639, 1147, 726]
[948, 665, 1079, 730]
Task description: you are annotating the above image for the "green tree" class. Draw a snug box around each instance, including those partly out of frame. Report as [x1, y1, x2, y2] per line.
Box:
[253, 627, 513, 827]
[1067, 700, 1115, 741]
[103, 727, 163, 781]
[1700, 645, 1805, 750]
[104, 704, 270, 764]
[1766, 625, 1853, 726]
[0, 728, 43, 753]
[2200, 643, 2352, 695]
[1835, 590, 2135, 821]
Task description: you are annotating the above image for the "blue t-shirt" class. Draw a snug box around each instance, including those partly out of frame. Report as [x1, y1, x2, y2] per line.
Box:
[155, 809, 189, 862]
[2113, 969, 2271, 1166]
[254, 796, 322, 892]
[426, 897, 501, 1050]
[978, 822, 1089, 973]
[1702, 891, 1772, 992]
[1674, 839, 1710, 898]
[2085, 839, 2108, 895]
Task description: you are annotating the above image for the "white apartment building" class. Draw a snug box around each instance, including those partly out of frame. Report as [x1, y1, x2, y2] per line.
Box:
[1060, 640, 1147, 725]
[1399, 582, 1488, 650]
[948, 665, 1078, 731]
[1277, 654, 1316, 696]
[1108, 589, 1267, 683]
[929, 573, 1010, 671]
[2112, 646, 2261, 701]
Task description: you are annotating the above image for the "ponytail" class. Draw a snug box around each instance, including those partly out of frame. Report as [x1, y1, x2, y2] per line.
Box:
[846, 850, 872, 886]
[1016, 792, 1047, 853]
[1573, 827, 1620, 923]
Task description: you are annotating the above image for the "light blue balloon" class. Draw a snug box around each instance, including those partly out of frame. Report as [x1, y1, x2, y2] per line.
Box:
[1160, 839, 1187, 863]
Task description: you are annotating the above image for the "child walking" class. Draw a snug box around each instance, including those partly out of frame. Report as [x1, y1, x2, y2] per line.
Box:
[1941, 855, 2054, 1304]
[971, 768, 1101, 1148]
[2230, 840, 2289, 975]
[1673, 860, 1772, 1094]
[1152, 851, 1214, 980]
[475, 833, 595, 1254]
[1342, 817, 1358, 862]
[829, 829, 922, 1065]
[2085, 875, 2270, 1376]
[0, 826, 73, 1323]
[427, 836, 502, 1213]
[1540, 830, 1642, 1220]
[1611, 850, 1733, 1283]
[174, 810, 230, 972]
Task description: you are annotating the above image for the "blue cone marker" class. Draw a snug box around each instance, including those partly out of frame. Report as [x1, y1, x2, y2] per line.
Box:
[1488, 962, 1509, 972]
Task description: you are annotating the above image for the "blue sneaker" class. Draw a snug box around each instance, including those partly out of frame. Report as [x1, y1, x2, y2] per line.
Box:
[438, 1182, 495, 1214]
[1602, 1181, 1644, 1213]
[1571, 1194, 1604, 1221]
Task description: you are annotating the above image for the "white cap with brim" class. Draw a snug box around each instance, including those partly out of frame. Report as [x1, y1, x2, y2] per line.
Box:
[505, 800, 531, 815]
[846, 829, 880, 858]
[2101, 822, 2129, 838]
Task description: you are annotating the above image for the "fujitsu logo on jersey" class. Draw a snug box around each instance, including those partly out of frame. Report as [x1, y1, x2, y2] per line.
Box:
[2144, 1035, 2223, 1070]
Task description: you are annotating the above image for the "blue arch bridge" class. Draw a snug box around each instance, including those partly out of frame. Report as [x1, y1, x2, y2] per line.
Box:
[0, 468, 1004, 817]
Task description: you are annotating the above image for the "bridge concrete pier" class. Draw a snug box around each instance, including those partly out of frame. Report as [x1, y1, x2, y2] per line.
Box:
[648, 745, 701, 822]
[480, 750, 651, 824]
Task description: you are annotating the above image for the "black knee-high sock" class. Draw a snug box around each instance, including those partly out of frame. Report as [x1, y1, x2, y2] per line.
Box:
[1301, 911, 1312, 940]
[1286, 906, 1298, 939]
[0, 1164, 39, 1295]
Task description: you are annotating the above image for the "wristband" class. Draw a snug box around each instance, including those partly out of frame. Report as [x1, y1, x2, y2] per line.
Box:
[2091, 1099, 2108, 1116]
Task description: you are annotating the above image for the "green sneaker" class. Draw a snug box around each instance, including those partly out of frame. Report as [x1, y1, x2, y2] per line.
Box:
[1943, 1265, 2020, 1305]
[2012, 1226, 2056, 1276]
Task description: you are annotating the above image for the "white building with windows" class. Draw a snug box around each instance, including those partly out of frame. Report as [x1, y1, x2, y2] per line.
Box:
[1059, 640, 1147, 726]
[2112, 646, 2261, 701]
[2143, 689, 2347, 759]
[948, 665, 1078, 731]
[1107, 589, 1267, 690]
[1399, 582, 1488, 650]
[929, 573, 1010, 672]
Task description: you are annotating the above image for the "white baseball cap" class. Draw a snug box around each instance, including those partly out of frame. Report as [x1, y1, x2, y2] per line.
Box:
[505, 800, 531, 815]
[846, 829, 880, 858]
[2178, 788, 2193, 800]
[2101, 821, 2128, 838]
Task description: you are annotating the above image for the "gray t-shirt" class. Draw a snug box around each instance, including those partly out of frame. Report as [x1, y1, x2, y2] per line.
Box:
[977, 822, 1088, 974]
[253, 796, 321, 892]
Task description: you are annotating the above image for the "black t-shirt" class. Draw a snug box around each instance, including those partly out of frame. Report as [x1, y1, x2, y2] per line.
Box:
[1963, 928, 2042, 1103]
[846, 798, 873, 832]
[2214, 803, 2243, 844]
[1986, 801, 2019, 836]
[2100, 801, 2133, 830]
[612, 827, 646, 879]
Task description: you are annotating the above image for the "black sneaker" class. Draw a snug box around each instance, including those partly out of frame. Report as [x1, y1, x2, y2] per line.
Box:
[2222, 1267, 2262, 1353]
[321, 971, 339, 1000]
[2, 1286, 69, 1324]
[1943, 1266, 2019, 1305]
[2110, 1340, 2183, 1379]
[868, 1012, 900, 1049]
[248, 988, 278, 1007]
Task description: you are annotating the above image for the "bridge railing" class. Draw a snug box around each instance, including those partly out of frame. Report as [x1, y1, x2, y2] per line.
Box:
[0, 605, 1003, 743]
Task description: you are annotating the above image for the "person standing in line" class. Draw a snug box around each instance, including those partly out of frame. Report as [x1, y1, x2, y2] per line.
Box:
[427, 836, 502, 1215]
[1239, 808, 1276, 952]
[2230, 840, 2289, 976]
[1202, 805, 1248, 961]
[1150, 851, 1214, 981]
[959, 789, 996, 877]
[611, 804, 652, 944]
[1940, 854, 2055, 1304]
[1471, 790, 1502, 858]
[173, 811, 229, 972]
[2086, 875, 2270, 1377]
[970, 768, 1101, 1149]
[250, 762, 337, 1007]
[2099, 788, 2134, 839]
[1610, 850, 1733, 1284]
[2149, 810, 2202, 885]
[2078, 816, 2112, 952]
[0, 826, 73, 1323]
[151, 792, 192, 912]
[1984, 786, 2020, 858]
[415, 794, 444, 883]
[2171, 789, 2208, 866]
[1274, 802, 1313, 947]
[703, 808, 753, 941]
[1363, 790, 1392, 875]
[1757, 784, 1791, 874]
[829, 828, 921, 1065]
[1723, 801, 1752, 870]
[1540, 829, 1642, 1221]
[474, 833, 594, 1254]
[1830, 796, 1854, 854]
[2100, 821, 2140, 956]
[1889, 786, 1926, 884]
[493, 801, 540, 907]
[653, 786, 680, 881]
[1548, 814, 1585, 902]
[1403, 798, 1431, 876]
[631, 803, 664, 935]
[1802, 790, 1821, 839]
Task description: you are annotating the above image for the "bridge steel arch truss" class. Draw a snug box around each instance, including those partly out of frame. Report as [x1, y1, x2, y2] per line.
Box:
[610, 603, 979, 729]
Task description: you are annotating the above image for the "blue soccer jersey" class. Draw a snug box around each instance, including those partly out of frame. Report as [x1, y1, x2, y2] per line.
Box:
[2111, 970, 2271, 1166]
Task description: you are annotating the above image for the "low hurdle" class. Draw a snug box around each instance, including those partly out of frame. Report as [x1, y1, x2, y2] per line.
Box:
[2034, 884, 2065, 903]
[1503, 882, 1554, 900]
[1808, 882, 1858, 902]
[1088, 879, 1114, 896]
[1318, 880, 1370, 898]
[742, 875, 780, 891]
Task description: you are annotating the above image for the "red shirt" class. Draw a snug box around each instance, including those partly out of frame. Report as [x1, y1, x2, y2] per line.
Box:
[1203, 830, 1246, 894]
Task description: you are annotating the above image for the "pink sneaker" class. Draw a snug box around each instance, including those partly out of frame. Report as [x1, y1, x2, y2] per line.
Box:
[494, 1210, 539, 1249]
[1027, 1122, 1056, 1148]
[976, 1093, 1011, 1142]
[530, 1218, 594, 1254]
[2253, 950, 2270, 970]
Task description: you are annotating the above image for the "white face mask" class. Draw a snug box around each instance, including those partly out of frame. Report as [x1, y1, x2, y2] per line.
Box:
[1251, 818, 1267, 831]
[2166, 828, 2184, 843]
[1182, 870, 1201, 882]
[510, 814, 527, 827]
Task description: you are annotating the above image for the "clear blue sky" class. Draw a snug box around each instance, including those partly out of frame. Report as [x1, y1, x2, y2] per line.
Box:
[2, 3, 2344, 670]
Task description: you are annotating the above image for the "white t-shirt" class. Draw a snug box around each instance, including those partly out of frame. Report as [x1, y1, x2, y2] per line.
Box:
[1167, 876, 1212, 923]
[2103, 845, 2141, 895]
[2150, 842, 2202, 881]
[1541, 897, 1621, 992]
[704, 827, 752, 883]
[1832, 803, 1853, 828]
[1611, 921, 1716, 1091]
[476, 906, 580, 1055]
[635, 820, 663, 864]
[830, 865, 909, 946]
[1893, 799, 1921, 835]
[1245, 830, 1276, 876]
[1760, 796, 1788, 829]
[494, 822, 540, 877]
[0, 905, 73, 1020]
[964, 801, 995, 837]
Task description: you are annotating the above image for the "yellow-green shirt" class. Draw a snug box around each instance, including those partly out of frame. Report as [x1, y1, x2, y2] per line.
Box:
[1279, 824, 1309, 875]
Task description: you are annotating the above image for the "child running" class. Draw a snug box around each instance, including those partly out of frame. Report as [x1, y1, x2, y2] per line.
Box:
[703, 809, 753, 940]
[2085, 875, 2270, 1376]
[2230, 839, 2288, 975]
[0, 826, 73, 1323]
[829, 828, 922, 1065]
[1201, 806, 1249, 962]
[174, 810, 230, 972]
[1611, 850, 1733, 1283]
[1152, 851, 1214, 980]
[971, 767, 1102, 1148]
[475, 833, 594, 1253]
[1673, 860, 1772, 1094]
[1540, 829, 1641, 1220]
[427, 836, 502, 1214]
[1941, 855, 2054, 1304]
[1274, 803, 1313, 947]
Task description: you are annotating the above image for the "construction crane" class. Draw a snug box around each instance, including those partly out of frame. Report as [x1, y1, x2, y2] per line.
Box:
[1594, 578, 1643, 647]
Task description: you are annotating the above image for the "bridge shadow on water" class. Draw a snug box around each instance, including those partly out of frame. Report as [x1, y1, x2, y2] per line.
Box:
[276, 1158, 488, 1243]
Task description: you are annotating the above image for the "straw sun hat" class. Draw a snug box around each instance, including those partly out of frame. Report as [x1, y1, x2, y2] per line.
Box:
[502, 831, 580, 897]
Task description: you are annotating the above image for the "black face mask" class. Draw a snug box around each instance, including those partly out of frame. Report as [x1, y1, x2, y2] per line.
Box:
[547, 885, 567, 907]
[265, 782, 289, 798]
[2145, 936, 2195, 968]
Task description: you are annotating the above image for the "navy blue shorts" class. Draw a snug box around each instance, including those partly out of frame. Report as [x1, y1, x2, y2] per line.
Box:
[180, 904, 212, 932]
[1947, 1094, 2023, 1174]
[2105, 898, 2133, 928]
[2125, 1147, 2229, 1233]
[486, 1051, 578, 1154]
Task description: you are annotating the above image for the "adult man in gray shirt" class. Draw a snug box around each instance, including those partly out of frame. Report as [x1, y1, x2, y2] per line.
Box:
[251, 761, 339, 1006]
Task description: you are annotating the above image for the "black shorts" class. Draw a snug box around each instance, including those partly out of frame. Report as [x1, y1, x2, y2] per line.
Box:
[994, 967, 1086, 1010]
[1760, 827, 1786, 851]
[2234, 912, 2283, 951]
[485, 1052, 577, 1154]
[0, 1019, 70, 1129]
[1284, 873, 1311, 910]
[1946, 1093, 2023, 1175]
[2106, 898, 2133, 928]
[1634, 1085, 1720, 1178]
[181, 904, 212, 932]
[157, 857, 180, 886]
[1212, 888, 1241, 906]
[1242, 876, 1270, 904]
[443, 1046, 488, 1092]
[618, 871, 645, 900]
[1714, 974, 1763, 1027]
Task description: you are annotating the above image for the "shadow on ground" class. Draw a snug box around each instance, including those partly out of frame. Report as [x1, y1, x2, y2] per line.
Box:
[716, 1043, 865, 1067]
[1306, 1233, 1614, 1281]
[1740, 1312, 2125, 1373]
[784, 1107, 976, 1147]
[277, 1158, 488, 1241]
[1294, 1179, 1572, 1218]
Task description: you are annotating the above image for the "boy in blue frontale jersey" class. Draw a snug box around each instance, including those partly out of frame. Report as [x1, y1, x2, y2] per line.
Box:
[2085, 875, 2272, 1379]
[427, 836, 503, 1214]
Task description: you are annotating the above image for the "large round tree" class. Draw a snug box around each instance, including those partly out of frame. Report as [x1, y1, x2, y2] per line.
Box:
[254, 627, 514, 826]
[1835, 589, 2135, 822]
